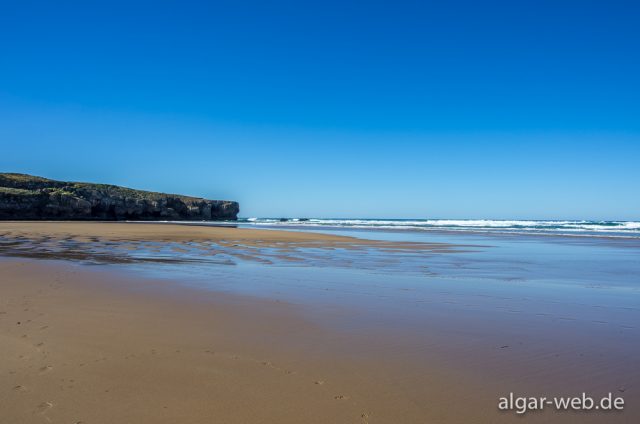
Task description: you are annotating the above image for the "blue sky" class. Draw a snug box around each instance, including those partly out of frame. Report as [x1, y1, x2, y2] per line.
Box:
[1, 1, 639, 219]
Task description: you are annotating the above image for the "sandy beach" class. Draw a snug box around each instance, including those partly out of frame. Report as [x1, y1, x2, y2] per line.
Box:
[3, 0, 638, 421]
[1, 223, 638, 423]
[0, 223, 464, 424]
[1, 259, 473, 424]
[0, 221, 453, 249]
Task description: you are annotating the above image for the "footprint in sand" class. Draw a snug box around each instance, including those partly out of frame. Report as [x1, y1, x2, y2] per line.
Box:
[13, 385, 28, 392]
[334, 395, 350, 400]
[36, 401, 54, 411]
[35, 401, 54, 421]
[39, 365, 53, 373]
[314, 380, 325, 385]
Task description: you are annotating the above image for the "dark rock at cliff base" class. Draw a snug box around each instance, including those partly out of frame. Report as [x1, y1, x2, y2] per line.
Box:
[0, 173, 239, 221]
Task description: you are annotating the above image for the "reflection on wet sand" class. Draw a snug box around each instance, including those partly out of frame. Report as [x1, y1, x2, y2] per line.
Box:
[0, 222, 474, 271]
[1, 222, 639, 423]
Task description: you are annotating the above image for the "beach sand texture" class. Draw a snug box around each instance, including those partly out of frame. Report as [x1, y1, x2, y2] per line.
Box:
[1, 223, 637, 423]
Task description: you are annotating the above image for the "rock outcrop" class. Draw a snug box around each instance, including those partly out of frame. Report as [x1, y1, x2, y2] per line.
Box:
[0, 173, 239, 221]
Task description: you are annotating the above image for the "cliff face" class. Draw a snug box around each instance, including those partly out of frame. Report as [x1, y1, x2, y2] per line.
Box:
[0, 173, 239, 221]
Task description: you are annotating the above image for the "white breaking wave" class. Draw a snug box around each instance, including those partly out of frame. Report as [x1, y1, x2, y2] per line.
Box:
[238, 218, 640, 237]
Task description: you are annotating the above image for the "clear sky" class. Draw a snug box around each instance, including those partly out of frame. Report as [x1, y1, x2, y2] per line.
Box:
[1, 1, 638, 219]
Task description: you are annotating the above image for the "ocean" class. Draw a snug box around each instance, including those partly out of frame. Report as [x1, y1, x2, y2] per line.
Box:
[237, 218, 640, 238]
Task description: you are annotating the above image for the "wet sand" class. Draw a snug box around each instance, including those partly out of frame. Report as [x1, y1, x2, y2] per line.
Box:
[1, 259, 479, 424]
[0, 221, 454, 251]
[1, 223, 638, 423]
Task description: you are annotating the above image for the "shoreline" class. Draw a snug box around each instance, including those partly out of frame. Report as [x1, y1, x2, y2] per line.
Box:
[0, 221, 457, 249]
[0, 221, 465, 267]
[241, 223, 640, 242]
[1, 223, 638, 423]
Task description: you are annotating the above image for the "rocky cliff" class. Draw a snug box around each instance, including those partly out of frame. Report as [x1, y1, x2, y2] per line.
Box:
[0, 173, 239, 221]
